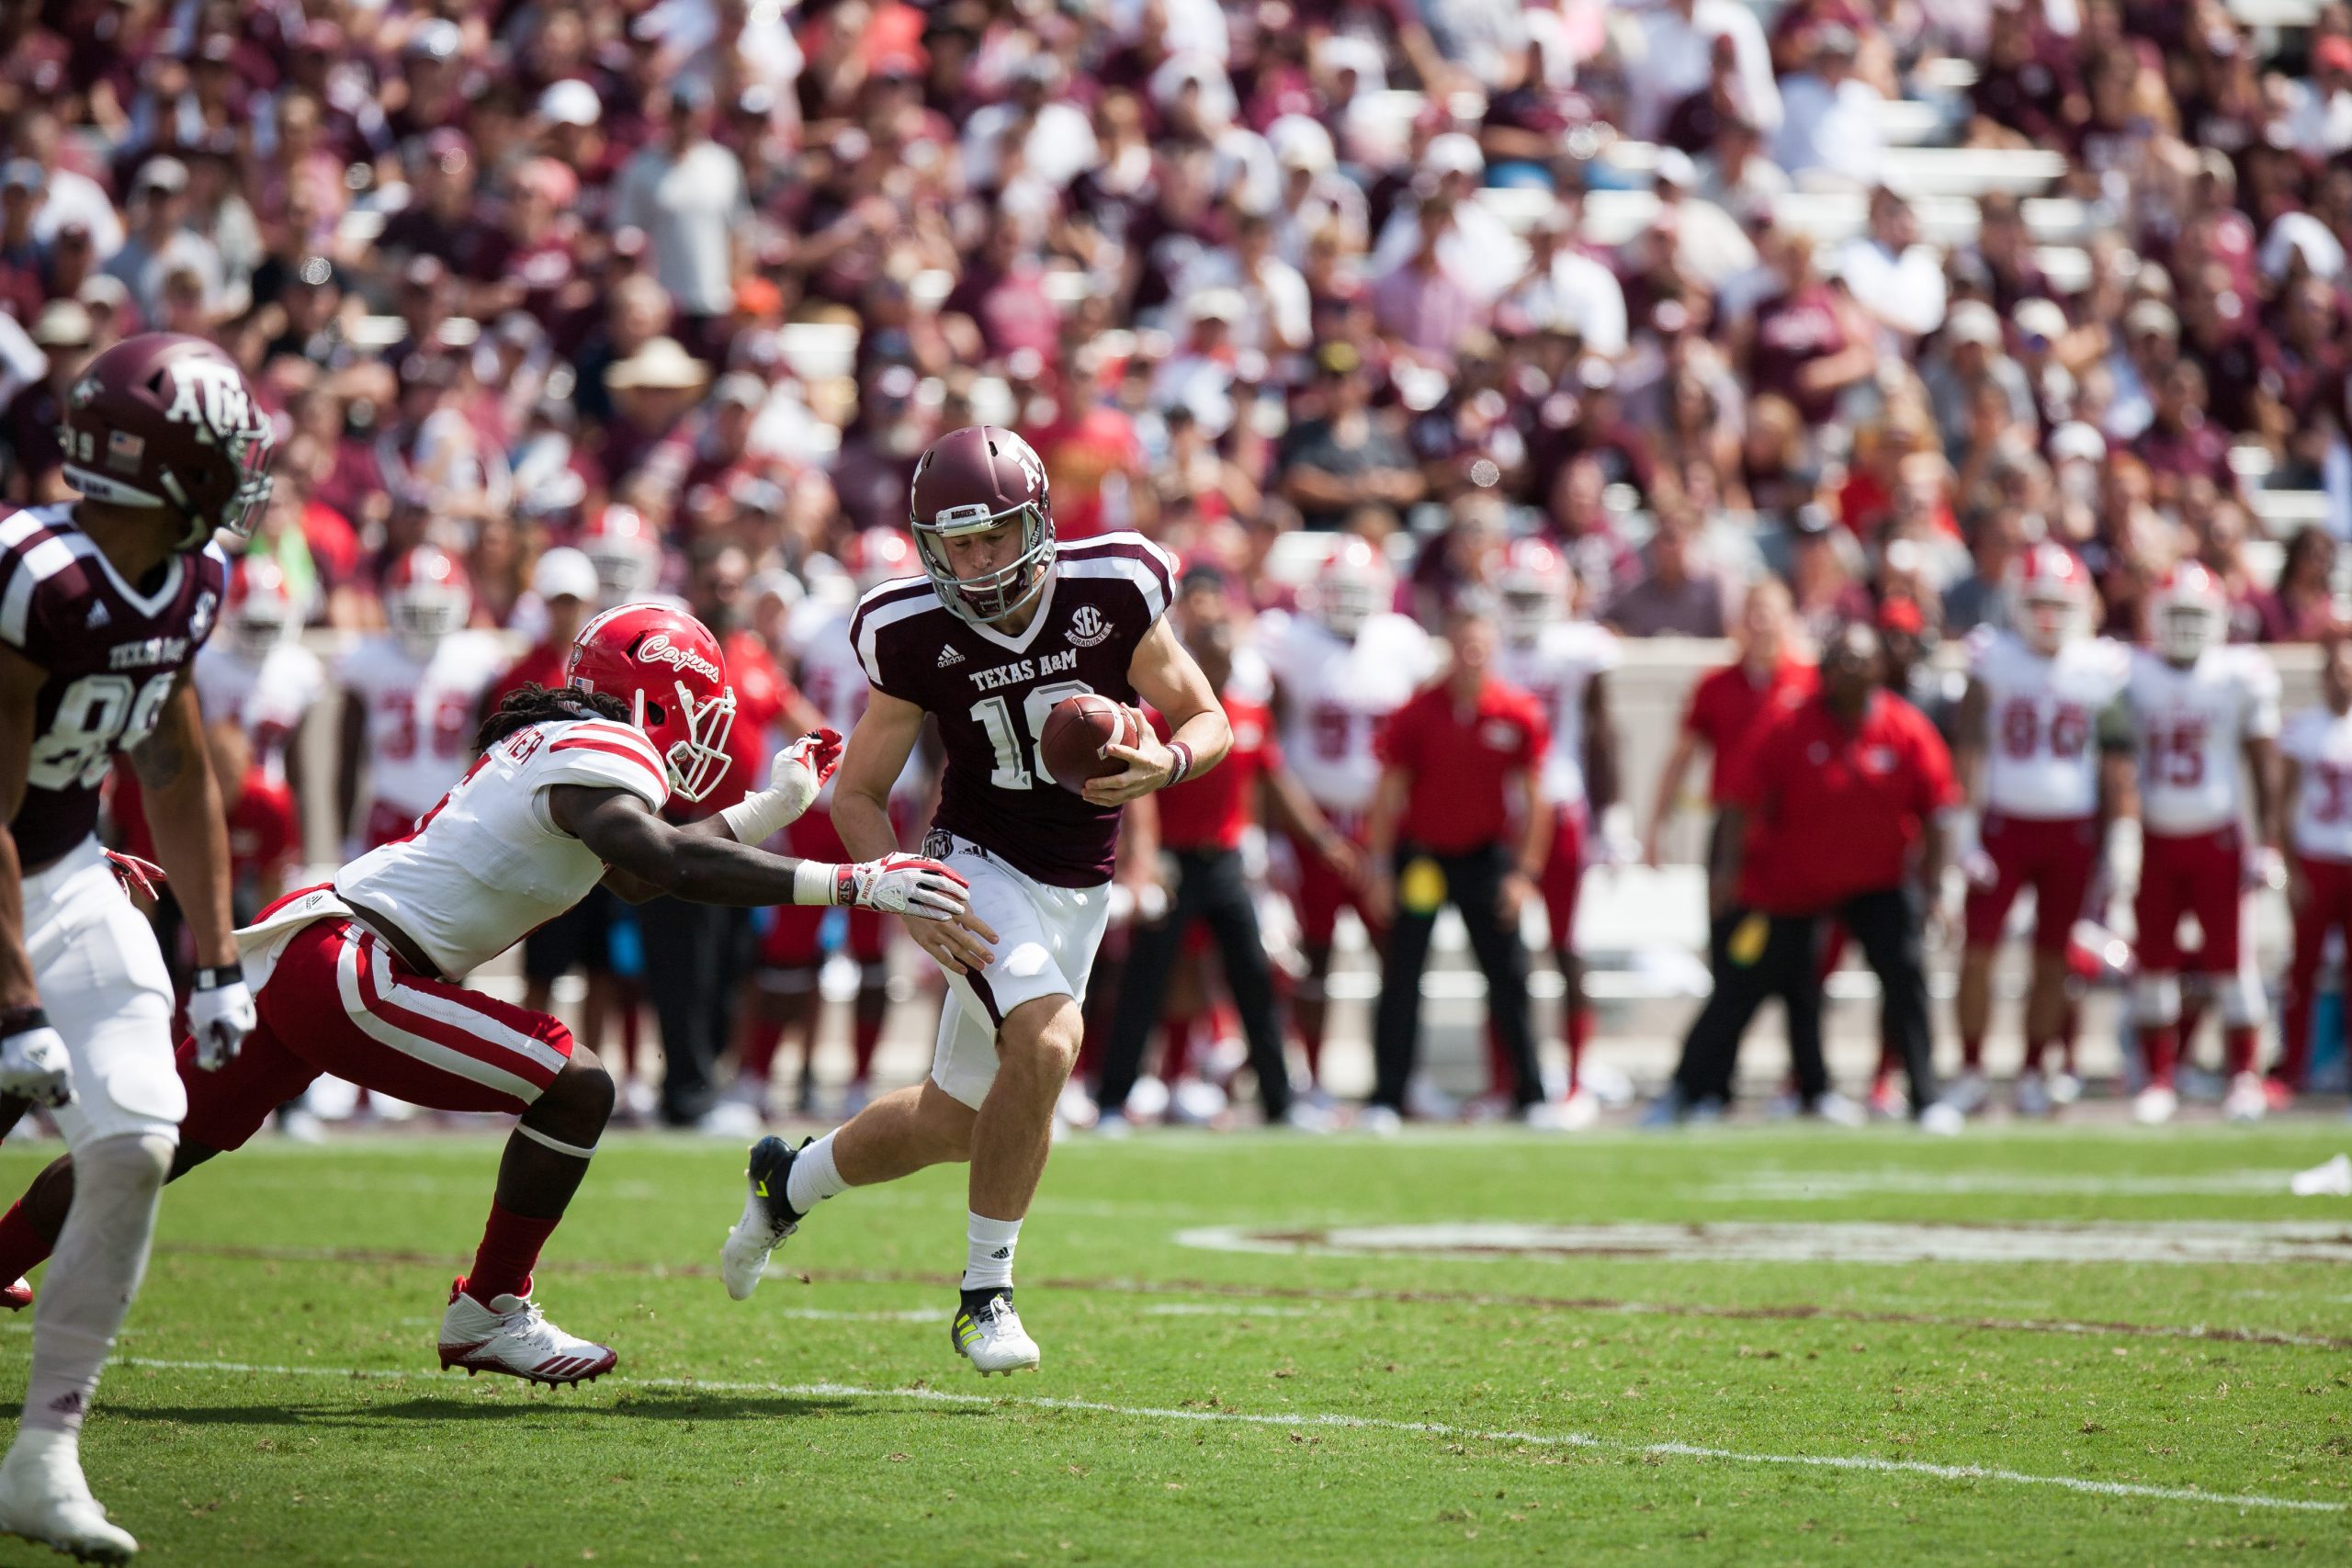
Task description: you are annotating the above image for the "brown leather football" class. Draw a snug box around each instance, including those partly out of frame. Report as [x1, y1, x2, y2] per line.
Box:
[1039, 693, 1140, 795]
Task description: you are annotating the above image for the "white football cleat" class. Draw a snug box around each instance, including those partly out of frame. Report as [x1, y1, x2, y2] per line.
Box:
[1356, 1104, 1403, 1137]
[437, 1278, 616, 1386]
[2222, 1072, 2268, 1123]
[2132, 1084, 2179, 1126]
[1810, 1091, 1868, 1128]
[950, 1292, 1040, 1376]
[2045, 1070, 2082, 1108]
[1942, 1070, 1990, 1115]
[2013, 1070, 2052, 1119]
[720, 1136, 801, 1302]
[1917, 1101, 1965, 1137]
[0, 1429, 137, 1563]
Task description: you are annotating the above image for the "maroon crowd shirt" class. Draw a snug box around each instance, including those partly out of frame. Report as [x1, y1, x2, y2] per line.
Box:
[849, 533, 1177, 887]
[0, 503, 230, 867]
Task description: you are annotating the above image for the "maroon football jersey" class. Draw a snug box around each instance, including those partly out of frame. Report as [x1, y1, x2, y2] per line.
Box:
[850, 533, 1176, 886]
[0, 504, 230, 867]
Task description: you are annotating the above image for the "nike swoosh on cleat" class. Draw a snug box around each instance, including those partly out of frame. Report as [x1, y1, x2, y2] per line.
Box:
[755, 1179, 768, 1198]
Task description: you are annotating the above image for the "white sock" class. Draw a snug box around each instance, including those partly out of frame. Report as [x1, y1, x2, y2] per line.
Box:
[21, 1134, 170, 1438]
[962, 1212, 1022, 1292]
[784, 1132, 847, 1214]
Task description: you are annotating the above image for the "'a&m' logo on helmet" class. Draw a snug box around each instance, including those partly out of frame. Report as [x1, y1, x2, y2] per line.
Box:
[1066, 604, 1112, 648]
[161, 358, 260, 443]
[636, 632, 721, 681]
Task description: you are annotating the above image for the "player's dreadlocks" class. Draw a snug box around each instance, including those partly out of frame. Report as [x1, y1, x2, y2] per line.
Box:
[475, 683, 632, 750]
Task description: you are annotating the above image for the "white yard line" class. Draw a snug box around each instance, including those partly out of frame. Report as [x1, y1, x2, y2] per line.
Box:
[74, 1354, 2343, 1516]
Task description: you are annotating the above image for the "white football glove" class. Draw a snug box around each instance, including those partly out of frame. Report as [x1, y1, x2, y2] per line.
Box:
[0, 1014, 71, 1108]
[841, 853, 971, 921]
[187, 968, 256, 1071]
[2245, 843, 2287, 893]
[720, 728, 844, 845]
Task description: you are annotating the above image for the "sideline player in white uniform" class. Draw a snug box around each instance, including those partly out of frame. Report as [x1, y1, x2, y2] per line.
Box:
[0, 605, 969, 1404]
[1495, 536, 1619, 1122]
[720, 425, 1229, 1375]
[0, 333, 268, 1562]
[2124, 563, 2281, 1124]
[196, 554, 323, 780]
[1259, 536, 1434, 1092]
[1949, 542, 2132, 1117]
[334, 544, 507, 852]
[2275, 637, 2352, 1104]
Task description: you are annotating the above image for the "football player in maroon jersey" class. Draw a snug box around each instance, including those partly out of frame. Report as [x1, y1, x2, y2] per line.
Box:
[0, 333, 271, 1561]
[721, 425, 1229, 1376]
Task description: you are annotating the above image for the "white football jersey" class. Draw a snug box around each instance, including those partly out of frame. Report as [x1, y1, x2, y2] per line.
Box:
[2127, 646, 2281, 836]
[337, 630, 507, 818]
[2281, 703, 2352, 862]
[1262, 608, 1436, 814]
[336, 717, 670, 977]
[1497, 621, 1617, 807]
[1968, 629, 2131, 820]
[195, 640, 324, 774]
[787, 599, 925, 807]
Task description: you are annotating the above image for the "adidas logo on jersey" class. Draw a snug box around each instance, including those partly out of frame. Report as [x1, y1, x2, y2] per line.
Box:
[85, 602, 109, 629]
[937, 645, 966, 668]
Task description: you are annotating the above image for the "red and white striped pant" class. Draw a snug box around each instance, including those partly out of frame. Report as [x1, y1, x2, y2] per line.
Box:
[179, 916, 574, 1154]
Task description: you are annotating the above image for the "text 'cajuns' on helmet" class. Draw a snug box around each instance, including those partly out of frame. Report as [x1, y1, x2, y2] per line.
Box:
[225, 553, 297, 660]
[567, 602, 738, 802]
[2148, 559, 2228, 663]
[908, 424, 1054, 625]
[1497, 535, 1572, 641]
[1305, 534, 1394, 639]
[62, 332, 276, 548]
[384, 544, 473, 653]
[2007, 539, 2092, 657]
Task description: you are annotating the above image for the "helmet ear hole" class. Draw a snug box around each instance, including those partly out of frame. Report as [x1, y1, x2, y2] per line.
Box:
[642, 697, 668, 726]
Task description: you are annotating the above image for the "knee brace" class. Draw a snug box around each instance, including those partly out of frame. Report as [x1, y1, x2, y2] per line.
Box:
[2132, 973, 2182, 1026]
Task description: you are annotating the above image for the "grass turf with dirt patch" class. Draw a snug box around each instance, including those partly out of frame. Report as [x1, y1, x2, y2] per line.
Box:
[4, 1121, 2351, 1565]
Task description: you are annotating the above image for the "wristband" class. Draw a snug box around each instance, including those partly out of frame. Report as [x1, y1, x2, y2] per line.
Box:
[0, 1005, 48, 1036]
[1165, 740, 1194, 788]
[193, 965, 241, 991]
[790, 860, 842, 908]
[720, 787, 797, 848]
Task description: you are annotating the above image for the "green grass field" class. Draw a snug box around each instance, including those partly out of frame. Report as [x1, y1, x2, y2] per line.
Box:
[5, 1120, 2352, 1565]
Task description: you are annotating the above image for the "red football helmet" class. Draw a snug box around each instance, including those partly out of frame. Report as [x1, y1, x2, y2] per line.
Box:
[2148, 559, 2227, 663]
[908, 424, 1054, 625]
[842, 526, 920, 594]
[567, 603, 737, 802]
[1306, 535, 1394, 639]
[62, 332, 276, 548]
[580, 504, 664, 606]
[384, 544, 472, 655]
[225, 554, 296, 660]
[1497, 536, 1571, 641]
[2007, 541, 2091, 656]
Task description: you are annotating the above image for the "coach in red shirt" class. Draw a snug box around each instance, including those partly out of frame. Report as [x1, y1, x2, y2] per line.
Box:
[1660, 622, 1958, 1121]
[1093, 568, 1353, 1126]
[1642, 578, 1815, 870]
[1364, 598, 1552, 1124]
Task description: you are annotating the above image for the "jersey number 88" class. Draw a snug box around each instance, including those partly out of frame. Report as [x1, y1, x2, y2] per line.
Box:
[28, 671, 176, 790]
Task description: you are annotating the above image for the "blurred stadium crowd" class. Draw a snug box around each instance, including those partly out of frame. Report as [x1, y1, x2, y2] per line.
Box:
[5, 0, 2350, 1132]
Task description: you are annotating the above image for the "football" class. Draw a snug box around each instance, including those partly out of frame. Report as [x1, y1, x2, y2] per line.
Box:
[1039, 693, 1141, 795]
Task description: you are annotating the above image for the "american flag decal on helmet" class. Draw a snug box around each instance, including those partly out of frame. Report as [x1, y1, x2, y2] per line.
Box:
[107, 429, 145, 472]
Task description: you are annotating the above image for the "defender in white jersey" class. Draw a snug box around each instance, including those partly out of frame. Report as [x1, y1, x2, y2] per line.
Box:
[2123, 564, 2282, 1124]
[1261, 535, 1434, 1087]
[335, 544, 507, 851]
[2276, 637, 2352, 1102]
[720, 426, 1227, 1378]
[1495, 536, 1618, 1121]
[0, 604, 969, 1403]
[196, 555, 323, 779]
[1950, 543, 2133, 1116]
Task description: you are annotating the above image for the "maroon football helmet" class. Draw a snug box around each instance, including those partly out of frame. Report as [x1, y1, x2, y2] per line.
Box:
[61, 333, 276, 549]
[907, 425, 1054, 625]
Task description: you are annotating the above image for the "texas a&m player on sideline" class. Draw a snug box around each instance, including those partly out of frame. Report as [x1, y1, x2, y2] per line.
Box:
[0, 605, 970, 1407]
[334, 544, 505, 852]
[1950, 543, 2132, 1118]
[2274, 637, 2352, 1105]
[1494, 536, 1619, 1122]
[2124, 563, 2282, 1124]
[743, 527, 933, 1116]
[720, 426, 1228, 1376]
[0, 333, 268, 1562]
[1259, 536, 1434, 1098]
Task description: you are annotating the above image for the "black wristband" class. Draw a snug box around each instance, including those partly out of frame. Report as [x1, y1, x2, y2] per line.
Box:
[193, 965, 242, 991]
[0, 1006, 48, 1037]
